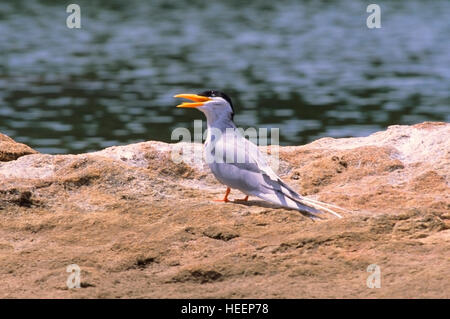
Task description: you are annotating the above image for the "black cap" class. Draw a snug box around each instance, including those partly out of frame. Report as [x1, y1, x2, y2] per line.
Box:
[198, 90, 235, 120]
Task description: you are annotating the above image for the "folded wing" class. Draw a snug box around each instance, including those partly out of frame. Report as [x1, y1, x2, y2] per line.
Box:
[209, 131, 342, 219]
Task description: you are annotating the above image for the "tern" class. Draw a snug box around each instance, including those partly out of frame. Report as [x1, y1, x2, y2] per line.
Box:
[174, 90, 346, 219]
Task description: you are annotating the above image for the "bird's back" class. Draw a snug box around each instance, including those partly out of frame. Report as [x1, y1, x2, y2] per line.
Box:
[206, 128, 277, 194]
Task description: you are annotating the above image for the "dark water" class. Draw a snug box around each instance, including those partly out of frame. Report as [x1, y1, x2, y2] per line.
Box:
[0, 0, 449, 154]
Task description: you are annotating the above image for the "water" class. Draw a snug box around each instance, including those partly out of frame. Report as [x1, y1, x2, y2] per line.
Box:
[0, 0, 449, 154]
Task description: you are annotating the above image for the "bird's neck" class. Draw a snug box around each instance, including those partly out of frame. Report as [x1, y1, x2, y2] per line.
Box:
[204, 113, 236, 132]
[204, 115, 236, 146]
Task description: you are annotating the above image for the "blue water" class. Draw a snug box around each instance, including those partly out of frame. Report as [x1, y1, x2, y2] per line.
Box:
[0, 0, 449, 154]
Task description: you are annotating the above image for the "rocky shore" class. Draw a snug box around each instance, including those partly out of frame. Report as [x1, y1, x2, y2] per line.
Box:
[0, 122, 448, 298]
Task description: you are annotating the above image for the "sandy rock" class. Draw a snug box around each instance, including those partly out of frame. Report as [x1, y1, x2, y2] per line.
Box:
[0, 133, 37, 162]
[0, 122, 449, 298]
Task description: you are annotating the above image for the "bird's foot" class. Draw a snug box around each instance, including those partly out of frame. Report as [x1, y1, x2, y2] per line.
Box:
[213, 198, 230, 203]
[213, 187, 231, 203]
[233, 196, 249, 202]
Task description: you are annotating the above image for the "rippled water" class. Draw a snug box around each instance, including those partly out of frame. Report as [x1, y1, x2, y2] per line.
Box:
[0, 0, 449, 154]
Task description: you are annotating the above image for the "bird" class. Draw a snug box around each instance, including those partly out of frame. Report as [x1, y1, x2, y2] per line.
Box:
[174, 90, 347, 219]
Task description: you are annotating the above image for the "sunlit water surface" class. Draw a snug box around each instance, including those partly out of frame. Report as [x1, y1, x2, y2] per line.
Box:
[0, 0, 449, 153]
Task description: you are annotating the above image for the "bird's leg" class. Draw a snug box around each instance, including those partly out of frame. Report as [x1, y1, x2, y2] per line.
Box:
[214, 187, 231, 202]
[233, 195, 249, 202]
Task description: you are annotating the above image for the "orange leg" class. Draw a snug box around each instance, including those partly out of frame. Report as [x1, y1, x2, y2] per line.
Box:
[234, 195, 249, 202]
[214, 187, 231, 202]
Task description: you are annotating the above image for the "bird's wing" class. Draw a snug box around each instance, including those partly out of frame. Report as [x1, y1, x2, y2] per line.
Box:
[242, 135, 347, 217]
[211, 132, 341, 218]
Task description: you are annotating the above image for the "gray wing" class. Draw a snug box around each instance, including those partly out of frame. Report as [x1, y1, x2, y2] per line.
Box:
[207, 132, 322, 216]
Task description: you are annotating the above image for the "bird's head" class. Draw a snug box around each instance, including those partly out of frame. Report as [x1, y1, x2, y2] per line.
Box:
[174, 90, 235, 122]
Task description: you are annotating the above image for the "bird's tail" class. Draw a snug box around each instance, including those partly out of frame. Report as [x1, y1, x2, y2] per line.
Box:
[251, 174, 353, 219]
[299, 196, 354, 215]
[254, 191, 343, 219]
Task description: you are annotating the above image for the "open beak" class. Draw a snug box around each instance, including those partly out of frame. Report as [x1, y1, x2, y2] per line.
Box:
[174, 94, 211, 108]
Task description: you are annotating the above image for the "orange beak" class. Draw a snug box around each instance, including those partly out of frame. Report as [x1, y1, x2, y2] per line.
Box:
[174, 94, 211, 108]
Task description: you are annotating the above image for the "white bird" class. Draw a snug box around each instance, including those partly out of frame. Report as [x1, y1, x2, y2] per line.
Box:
[174, 90, 347, 219]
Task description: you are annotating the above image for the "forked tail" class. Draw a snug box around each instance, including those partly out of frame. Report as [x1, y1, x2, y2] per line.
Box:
[255, 191, 344, 219]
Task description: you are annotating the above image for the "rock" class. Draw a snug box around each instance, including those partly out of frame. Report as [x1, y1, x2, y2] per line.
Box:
[0, 133, 37, 162]
[202, 226, 240, 241]
[0, 122, 448, 298]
